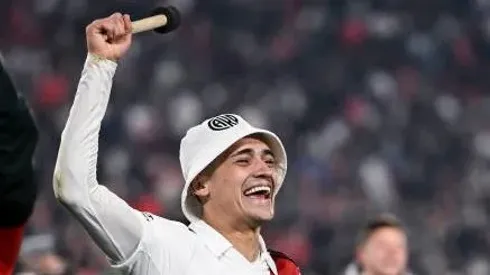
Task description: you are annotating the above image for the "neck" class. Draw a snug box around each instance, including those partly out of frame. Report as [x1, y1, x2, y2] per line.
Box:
[203, 214, 262, 262]
[226, 228, 261, 262]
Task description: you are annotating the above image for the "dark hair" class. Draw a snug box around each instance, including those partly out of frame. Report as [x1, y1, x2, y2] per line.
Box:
[357, 213, 406, 247]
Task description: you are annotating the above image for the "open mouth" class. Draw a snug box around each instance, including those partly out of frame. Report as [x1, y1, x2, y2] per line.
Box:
[243, 185, 272, 199]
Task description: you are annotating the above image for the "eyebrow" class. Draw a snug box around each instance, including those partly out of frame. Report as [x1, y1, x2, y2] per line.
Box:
[230, 148, 275, 159]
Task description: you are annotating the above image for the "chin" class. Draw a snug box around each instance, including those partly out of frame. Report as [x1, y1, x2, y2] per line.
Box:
[377, 267, 404, 275]
[247, 211, 274, 226]
[257, 214, 274, 221]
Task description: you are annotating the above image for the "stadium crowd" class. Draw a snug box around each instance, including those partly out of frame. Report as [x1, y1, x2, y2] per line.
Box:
[2, 0, 490, 274]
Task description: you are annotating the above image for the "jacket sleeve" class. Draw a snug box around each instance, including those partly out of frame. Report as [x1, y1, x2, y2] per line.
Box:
[53, 53, 147, 264]
[0, 226, 25, 274]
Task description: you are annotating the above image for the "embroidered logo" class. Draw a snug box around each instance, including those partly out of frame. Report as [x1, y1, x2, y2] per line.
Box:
[207, 114, 239, 131]
[142, 212, 154, 222]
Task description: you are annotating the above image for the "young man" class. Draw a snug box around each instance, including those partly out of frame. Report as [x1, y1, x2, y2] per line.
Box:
[344, 214, 412, 275]
[0, 56, 38, 274]
[53, 13, 300, 274]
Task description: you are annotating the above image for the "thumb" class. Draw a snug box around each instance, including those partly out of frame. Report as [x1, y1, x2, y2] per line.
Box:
[123, 14, 132, 33]
[86, 19, 103, 35]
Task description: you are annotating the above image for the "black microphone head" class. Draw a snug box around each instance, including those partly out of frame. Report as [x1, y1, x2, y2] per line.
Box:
[151, 6, 181, 34]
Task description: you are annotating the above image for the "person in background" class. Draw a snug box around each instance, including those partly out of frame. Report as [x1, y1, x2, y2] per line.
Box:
[344, 214, 413, 275]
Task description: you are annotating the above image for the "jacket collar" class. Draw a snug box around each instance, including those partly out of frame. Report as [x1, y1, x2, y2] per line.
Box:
[188, 220, 278, 275]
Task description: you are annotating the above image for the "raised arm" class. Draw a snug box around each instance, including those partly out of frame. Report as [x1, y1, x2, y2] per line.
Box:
[53, 13, 146, 263]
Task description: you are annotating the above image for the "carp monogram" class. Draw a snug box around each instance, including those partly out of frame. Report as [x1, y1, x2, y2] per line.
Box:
[208, 114, 239, 131]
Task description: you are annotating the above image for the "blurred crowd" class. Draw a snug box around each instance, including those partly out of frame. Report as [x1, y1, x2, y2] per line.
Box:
[2, 0, 490, 274]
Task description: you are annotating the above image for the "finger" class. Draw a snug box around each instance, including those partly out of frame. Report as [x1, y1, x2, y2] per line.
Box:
[112, 13, 126, 38]
[117, 16, 126, 37]
[110, 12, 122, 20]
[86, 19, 112, 42]
[86, 19, 103, 35]
[105, 13, 121, 39]
[99, 20, 116, 41]
[123, 14, 131, 33]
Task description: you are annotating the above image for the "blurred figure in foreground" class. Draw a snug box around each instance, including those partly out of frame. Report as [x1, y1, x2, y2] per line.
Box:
[0, 55, 38, 274]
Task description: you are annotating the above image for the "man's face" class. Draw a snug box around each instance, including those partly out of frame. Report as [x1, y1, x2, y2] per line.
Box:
[358, 227, 408, 275]
[194, 136, 280, 228]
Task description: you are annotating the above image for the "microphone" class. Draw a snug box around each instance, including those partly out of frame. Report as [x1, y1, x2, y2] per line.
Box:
[131, 6, 181, 34]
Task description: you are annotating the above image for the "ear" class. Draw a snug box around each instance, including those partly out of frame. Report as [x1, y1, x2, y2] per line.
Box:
[192, 175, 210, 198]
[355, 246, 365, 266]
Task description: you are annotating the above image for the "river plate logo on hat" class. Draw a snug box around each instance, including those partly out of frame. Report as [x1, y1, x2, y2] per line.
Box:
[208, 114, 239, 131]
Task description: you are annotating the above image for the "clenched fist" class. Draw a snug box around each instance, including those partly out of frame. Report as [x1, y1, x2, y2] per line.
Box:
[86, 13, 132, 61]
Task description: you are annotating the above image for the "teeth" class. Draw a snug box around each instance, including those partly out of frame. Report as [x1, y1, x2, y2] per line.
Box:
[244, 186, 271, 196]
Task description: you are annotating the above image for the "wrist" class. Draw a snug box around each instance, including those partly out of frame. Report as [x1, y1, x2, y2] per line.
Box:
[87, 52, 118, 66]
[85, 53, 118, 76]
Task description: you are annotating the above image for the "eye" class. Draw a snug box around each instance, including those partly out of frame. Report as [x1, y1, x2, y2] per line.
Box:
[265, 158, 276, 167]
[235, 158, 250, 165]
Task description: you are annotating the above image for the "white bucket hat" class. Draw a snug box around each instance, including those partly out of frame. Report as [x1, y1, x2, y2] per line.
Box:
[179, 114, 287, 223]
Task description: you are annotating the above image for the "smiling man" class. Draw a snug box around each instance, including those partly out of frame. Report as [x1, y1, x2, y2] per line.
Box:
[53, 13, 300, 275]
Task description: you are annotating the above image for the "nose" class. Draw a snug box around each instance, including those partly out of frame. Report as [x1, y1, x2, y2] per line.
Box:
[385, 246, 403, 259]
[252, 158, 274, 182]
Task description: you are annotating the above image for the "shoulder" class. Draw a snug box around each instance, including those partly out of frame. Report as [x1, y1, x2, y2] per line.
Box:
[268, 249, 302, 275]
[268, 250, 296, 262]
[140, 212, 190, 231]
[139, 212, 195, 243]
[112, 214, 196, 273]
[343, 263, 361, 275]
